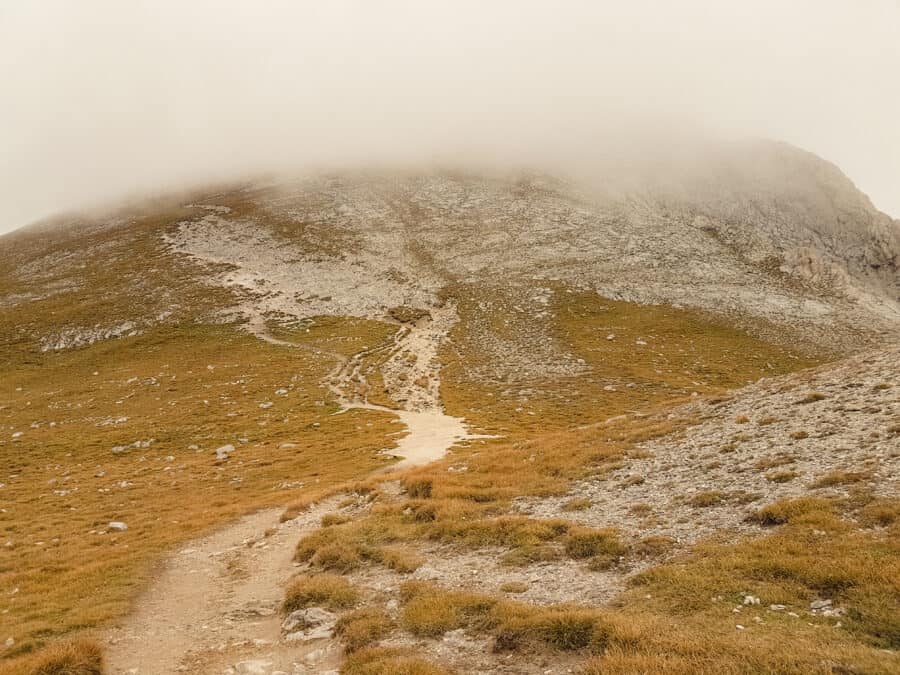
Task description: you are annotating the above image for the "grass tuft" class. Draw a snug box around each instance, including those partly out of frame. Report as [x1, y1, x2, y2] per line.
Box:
[561, 497, 592, 512]
[747, 497, 834, 526]
[335, 608, 394, 653]
[811, 470, 870, 489]
[341, 647, 449, 675]
[564, 528, 627, 559]
[283, 574, 358, 613]
[688, 491, 726, 507]
[0, 639, 103, 675]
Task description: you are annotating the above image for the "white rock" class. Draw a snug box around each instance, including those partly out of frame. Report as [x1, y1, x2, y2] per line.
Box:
[108, 521, 128, 532]
[234, 660, 273, 675]
[215, 444, 234, 461]
[282, 606, 336, 638]
[302, 645, 333, 663]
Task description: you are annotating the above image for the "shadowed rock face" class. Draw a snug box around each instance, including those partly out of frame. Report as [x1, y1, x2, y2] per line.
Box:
[2, 139, 899, 356]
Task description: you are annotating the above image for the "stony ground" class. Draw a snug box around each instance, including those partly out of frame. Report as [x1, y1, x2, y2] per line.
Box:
[104, 498, 351, 675]
[519, 344, 900, 551]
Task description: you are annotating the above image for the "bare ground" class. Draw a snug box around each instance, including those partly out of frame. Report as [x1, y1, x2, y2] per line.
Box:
[104, 499, 348, 675]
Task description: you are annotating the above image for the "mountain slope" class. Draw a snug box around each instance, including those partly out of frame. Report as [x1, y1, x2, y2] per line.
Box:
[1, 140, 898, 673]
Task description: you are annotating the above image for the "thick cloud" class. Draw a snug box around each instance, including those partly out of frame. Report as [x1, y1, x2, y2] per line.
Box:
[1, 1, 898, 233]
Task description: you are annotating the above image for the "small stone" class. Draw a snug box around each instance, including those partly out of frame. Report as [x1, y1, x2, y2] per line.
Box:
[810, 599, 832, 610]
[282, 606, 336, 640]
[215, 444, 234, 461]
[234, 660, 273, 675]
[768, 604, 786, 611]
[743, 595, 760, 606]
[4, 637, 14, 647]
[108, 521, 128, 532]
[303, 645, 333, 664]
[735, 625, 745, 630]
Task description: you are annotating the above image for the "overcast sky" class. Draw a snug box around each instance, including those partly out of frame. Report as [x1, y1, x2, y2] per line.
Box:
[1, 1, 898, 234]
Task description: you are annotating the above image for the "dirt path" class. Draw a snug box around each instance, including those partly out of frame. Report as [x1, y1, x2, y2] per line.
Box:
[104, 499, 347, 675]
[103, 306, 483, 674]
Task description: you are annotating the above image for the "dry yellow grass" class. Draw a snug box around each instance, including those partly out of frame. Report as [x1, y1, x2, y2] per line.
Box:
[859, 498, 900, 527]
[395, 519, 900, 673]
[283, 573, 359, 613]
[439, 286, 820, 438]
[499, 581, 529, 594]
[747, 497, 835, 526]
[334, 608, 395, 653]
[0, 321, 400, 657]
[0, 638, 102, 675]
[616, 508, 900, 669]
[561, 497, 592, 512]
[810, 470, 871, 488]
[341, 647, 449, 675]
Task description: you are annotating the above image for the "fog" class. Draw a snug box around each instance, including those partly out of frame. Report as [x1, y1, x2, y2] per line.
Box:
[1, 1, 898, 234]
